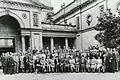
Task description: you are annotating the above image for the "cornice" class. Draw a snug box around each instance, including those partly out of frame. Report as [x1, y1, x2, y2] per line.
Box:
[21, 28, 43, 32]
[42, 29, 77, 33]
[42, 31, 77, 38]
[78, 27, 95, 33]
[0, 0, 53, 10]
[41, 22, 76, 27]
[54, 0, 75, 16]
[53, 0, 98, 23]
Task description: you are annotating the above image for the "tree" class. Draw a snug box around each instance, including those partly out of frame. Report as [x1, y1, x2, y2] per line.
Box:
[94, 9, 120, 49]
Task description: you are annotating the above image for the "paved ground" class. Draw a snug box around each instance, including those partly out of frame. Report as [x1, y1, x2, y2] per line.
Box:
[0, 70, 120, 80]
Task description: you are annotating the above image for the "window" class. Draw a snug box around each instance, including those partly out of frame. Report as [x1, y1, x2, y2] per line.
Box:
[0, 39, 14, 47]
[76, 16, 80, 29]
[33, 12, 39, 26]
[99, 5, 104, 18]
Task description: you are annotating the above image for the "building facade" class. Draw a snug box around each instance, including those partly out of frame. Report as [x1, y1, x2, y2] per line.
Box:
[0, 0, 77, 54]
[53, 0, 120, 50]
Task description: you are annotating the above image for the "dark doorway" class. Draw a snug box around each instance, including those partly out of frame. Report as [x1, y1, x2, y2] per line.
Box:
[25, 36, 30, 51]
[43, 37, 50, 50]
[54, 37, 65, 49]
[68, 38, 75, 49]
[0, 38, 15, 55]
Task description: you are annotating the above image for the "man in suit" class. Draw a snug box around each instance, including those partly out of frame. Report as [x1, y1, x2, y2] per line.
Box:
[2, 53, 9, 74]
[13, 53, 20, 73]
[54, 56, 59, 72]
[7, 52, 15, 74]
[1, 53, 6, 74]
[108, 49, 116, 73]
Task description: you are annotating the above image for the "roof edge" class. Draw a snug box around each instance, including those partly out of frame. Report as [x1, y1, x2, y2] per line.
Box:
[1, 0, 53, 10]
[54, 0, 75, 15]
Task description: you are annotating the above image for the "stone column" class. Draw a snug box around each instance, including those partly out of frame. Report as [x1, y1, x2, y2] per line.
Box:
[51, 37, 54, 53]
[21, 36, 25, 53]
[39, 32, 43, 50]
[30, 32, 35, 50]
[65, 38, 68, 48]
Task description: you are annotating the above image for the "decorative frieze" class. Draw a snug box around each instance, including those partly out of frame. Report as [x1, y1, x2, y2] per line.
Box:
[33, 12, 39, 26]
[0, 0, 53, 11]
[0, 0, 40, 11]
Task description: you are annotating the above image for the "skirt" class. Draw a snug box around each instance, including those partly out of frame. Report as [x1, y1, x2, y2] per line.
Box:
[91, 64, 96, 69]
[20, 62, 24, 68]
[97, 64, 102, 69]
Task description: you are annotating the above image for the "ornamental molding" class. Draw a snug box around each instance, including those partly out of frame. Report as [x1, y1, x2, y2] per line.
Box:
[116, 1, 120, 13]
[0, 0, 52, 11]
[0, 0, 40, 10]
[86, 14, 93, 26]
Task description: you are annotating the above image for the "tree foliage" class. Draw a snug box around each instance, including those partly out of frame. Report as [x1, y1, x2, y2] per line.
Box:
[94, 9, 120, 48]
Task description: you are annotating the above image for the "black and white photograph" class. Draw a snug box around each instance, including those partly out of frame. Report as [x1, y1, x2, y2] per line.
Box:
[0, 0, 120, 80]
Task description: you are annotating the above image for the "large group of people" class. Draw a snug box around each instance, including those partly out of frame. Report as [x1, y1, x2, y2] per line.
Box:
[0, 45, 119, 75]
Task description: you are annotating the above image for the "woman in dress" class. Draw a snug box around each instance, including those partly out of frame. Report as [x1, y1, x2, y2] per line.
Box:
[86, 57, 91, 72]
[91, 57, 97, 72]
[80, 55, 86, 73]
[40, 57, 46, 73]
[45, 56, 51, 73]
[20, 53, 24, 73]
[75, 56, 80, 73]
[34, 57, 40, 74]
[69, 56, 75, 72]
[97, 57, 102, 72]
[49, 56, 55, 73]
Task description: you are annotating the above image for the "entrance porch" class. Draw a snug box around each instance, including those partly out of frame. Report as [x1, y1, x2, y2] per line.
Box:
[43, 37, 76, 52]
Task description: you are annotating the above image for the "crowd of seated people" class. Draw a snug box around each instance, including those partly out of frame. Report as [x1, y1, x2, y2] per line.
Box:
[0, 46, 119, 74]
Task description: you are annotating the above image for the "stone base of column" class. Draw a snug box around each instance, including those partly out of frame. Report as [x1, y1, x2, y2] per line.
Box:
[65, 38, 68, 49]
[51, 37, 54, 53]
[21, 36, 25, 53]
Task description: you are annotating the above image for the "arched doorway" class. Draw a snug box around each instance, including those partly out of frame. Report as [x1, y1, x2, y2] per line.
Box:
[0, 14, 22, 55]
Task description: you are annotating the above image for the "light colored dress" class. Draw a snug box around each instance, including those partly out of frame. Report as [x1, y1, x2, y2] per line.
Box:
[86, 59, 91, 68]
[69, 59, 75, 68]
[40, 59, 46, 68]
[20, 55, 24, 68]
[50, 59, 55, 68]
[97, 59, 102, 69]
[0, 60, 2, 67]
[33, 55, 37, 68]
[91, 59, 97, 69]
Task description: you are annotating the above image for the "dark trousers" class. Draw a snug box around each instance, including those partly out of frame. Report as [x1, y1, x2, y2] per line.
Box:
[54, 64, 58, 72]
[109, 62, 115, 73]
[60, 64, 64, 72]
[8, 66, 14, 74]
[81, 64, 86, 72]
[65, 66, 70, 72]
[3, 65, 8, 74]
[24, 63, 27, 73]
[2, 66, 5, 74]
